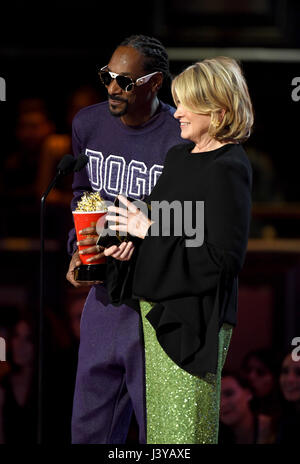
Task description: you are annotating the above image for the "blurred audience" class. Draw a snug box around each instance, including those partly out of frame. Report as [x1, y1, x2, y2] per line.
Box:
[1, 98, 55, 201]
[0, 98, 56, 237]
[0, 86, 100, 238]
[246, 145, 284, 238]
[246, 146, 283, 204]
[275, 350, 300, 443]
[65, 85, 101, 132]
[240, 348, 282, 418]
[0, 291, 87, 443]
[36, 85, 100, 206]
[0, 318, 37, 443]
[220, 347, 300, 444]
[219, 371, 275, 444]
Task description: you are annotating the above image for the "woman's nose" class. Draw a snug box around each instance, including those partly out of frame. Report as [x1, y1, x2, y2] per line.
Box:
[174, 104, 183, 119]
[174, 108, 181, 119]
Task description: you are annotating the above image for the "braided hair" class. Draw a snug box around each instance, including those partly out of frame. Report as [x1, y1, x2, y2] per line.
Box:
[119, 35, 171, 83]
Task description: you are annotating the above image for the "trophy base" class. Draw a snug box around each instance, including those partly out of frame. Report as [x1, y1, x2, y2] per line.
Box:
[74, 263, 107, 282]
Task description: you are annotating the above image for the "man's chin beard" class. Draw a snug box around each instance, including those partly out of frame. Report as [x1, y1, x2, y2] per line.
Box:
[109, 101, 128, 118]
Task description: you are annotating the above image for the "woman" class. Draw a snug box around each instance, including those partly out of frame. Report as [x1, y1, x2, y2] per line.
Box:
[240, 348, 281, 417]
[104, 56, 253, 444]
[0, 319, 37, 443]
[219, 372, 275, 444]
[275, 350, 300, 443]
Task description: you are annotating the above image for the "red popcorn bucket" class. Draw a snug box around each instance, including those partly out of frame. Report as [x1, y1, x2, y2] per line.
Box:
[73, 211, 107, 265]
[72, 210, 107, 281]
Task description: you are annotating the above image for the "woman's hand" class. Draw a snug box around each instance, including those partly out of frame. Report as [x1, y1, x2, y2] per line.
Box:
[105, 194, 153, 240]
[103, 240, 135, 261]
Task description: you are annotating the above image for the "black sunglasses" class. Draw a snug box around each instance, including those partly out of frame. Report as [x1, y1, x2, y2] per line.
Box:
[98, 65, 158, 92]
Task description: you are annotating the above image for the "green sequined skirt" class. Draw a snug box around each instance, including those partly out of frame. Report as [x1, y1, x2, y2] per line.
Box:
[140, 299, 233, 444]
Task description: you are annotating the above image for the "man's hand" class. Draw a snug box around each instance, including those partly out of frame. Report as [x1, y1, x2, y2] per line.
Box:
[66, 250, 98, 287]
[66, 250, 82, 287]
[66, 225, 105, 287]
[76, 224, 105, 264]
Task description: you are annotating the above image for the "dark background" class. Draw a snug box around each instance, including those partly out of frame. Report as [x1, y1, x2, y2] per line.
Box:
[1, 1, 300, 197]
[0, 0, 300, 444]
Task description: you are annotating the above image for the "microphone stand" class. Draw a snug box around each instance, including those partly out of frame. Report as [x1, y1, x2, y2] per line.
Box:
[38, 157, 75, 444]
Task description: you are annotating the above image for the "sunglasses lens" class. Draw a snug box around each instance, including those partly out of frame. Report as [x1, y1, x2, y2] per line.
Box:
[125, 82, 134, 92]
[116, 76, 133, 91]
[99, 69, 134, 91]
[100, 71, 112, 86]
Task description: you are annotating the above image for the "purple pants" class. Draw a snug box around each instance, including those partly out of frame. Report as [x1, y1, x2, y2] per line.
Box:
[71, 285, 146, 444]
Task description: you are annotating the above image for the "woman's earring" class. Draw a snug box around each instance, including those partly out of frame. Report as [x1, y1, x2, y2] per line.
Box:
[212, 119, 220, 128]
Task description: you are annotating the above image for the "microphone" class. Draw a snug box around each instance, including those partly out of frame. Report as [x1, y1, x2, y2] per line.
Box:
[42, 154, 76, 197]
[57, 153, 77, 175]
[74, 153, 89, 172]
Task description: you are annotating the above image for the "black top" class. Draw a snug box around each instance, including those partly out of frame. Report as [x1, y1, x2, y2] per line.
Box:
[218, 414, 259, 444]
[1, 373, 37, 443]
[106, 142, 252, 377]
[276, 401, 300, 443]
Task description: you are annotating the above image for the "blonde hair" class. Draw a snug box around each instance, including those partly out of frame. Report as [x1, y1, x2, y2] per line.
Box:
[171, 56, 254, 143]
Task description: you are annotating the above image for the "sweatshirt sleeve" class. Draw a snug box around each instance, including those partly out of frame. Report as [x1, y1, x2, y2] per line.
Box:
[132, 158, 252, 301]
[67, 116, 92, 256]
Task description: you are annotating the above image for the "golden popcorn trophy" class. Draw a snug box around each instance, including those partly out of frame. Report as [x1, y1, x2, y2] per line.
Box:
[72, 192, 107, 282]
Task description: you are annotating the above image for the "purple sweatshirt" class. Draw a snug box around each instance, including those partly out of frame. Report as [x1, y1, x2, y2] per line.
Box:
[67, 100, 186, 255]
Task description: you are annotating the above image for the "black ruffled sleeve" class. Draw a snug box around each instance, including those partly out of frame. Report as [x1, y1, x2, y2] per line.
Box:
[133, 159, 251, 299]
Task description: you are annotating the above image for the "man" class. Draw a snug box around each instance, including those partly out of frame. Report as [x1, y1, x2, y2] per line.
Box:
[66, 35, 187, 444]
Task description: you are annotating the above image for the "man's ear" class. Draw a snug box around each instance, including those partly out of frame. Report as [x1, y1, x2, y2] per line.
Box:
[151, 72, 163, 93]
